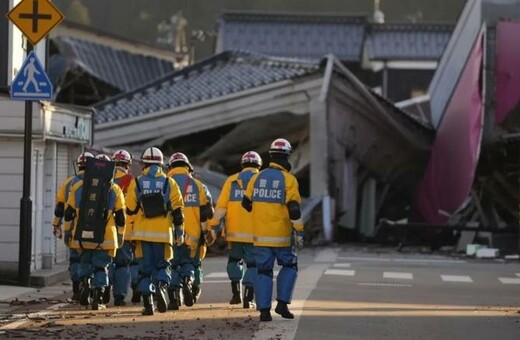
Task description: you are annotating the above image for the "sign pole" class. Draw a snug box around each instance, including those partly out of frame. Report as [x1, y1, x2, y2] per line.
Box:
[18, 42, 34, 287]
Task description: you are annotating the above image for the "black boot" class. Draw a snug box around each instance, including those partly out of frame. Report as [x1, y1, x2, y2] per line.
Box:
[79, 277, 92, 306]
[92, 288, 106, 310]
[102, 284, 111, 304]
[260, 309, 272, 322]
[167, 288, 180, 310]
[131, 285, 141, 303]
[71, 281, 80, 301]
[182, 277, 194, 307]
[192, 285, 201, 304]
[142, 294, 155, 316]
[114, 295, 126, 306]
[155, 281, 168, 313]
[243, 286, 255, 309]
[275, 301, 294, 319]
[229, 281, 241, 305]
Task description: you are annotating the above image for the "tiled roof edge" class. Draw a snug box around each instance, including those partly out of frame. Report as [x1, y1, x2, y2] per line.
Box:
[220, 10, 369, 24]
[93, 50, 320, 110]
[369, 22, 455, 32]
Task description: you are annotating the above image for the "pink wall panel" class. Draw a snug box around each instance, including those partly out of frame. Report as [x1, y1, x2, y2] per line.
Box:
[496, 21, 520, 124]
[415, 32, 484, 224]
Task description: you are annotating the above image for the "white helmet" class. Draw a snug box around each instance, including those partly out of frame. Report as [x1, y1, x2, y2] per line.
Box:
[241, 151, 262, 167]
[95, 154, 111, 161]
[141, 147, 164, 164]
[269, 138, 292, 155]
[169, 152, 192, 168]
[76, 151, 95, 166]
[112, 149, 132, 164]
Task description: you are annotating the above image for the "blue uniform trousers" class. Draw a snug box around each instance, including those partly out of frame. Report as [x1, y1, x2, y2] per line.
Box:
[255, 246, 298, 310]
[137, 241, 171, 295]
[169, 244, 194, 289]
[109, 242, 133, 298]
[227, 242, 256, 288]
[78, 249, 112, 289]
[69, 248, 81, 283]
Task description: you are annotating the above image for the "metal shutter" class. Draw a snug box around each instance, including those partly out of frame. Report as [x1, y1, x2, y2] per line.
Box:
[54, 144, 72, 263]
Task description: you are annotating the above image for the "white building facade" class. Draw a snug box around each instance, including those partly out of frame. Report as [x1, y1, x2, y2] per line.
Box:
[0, 0, 93, 281]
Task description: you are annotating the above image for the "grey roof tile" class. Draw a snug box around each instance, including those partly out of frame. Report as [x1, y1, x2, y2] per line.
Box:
[94, 51, 320, 125]
[219, 12, 367, 62]
[50, 36, 174, 92]
[366, 23, 453, 61]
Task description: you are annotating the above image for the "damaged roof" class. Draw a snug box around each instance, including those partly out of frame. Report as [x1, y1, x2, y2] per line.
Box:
[50, 36, 175, 92]
[217, 11, 367, 62]
[218, 11, 453, 62]
[366, 23, 453, 61]
[94, 51, 320, 124]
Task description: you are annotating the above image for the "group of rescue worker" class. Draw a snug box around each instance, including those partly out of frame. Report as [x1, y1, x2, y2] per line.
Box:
[52, 138, 304, 322]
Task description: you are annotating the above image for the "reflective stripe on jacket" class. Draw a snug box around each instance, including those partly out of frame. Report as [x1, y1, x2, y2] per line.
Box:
[63, 180, 126, 254]
[126, 165, 184, 245]
[211, 167, 258, 243]
[244, 162, 302, 247]
[168, 167, 208, 248]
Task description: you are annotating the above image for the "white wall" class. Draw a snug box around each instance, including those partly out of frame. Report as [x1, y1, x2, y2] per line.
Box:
[0, 138, 23, 269]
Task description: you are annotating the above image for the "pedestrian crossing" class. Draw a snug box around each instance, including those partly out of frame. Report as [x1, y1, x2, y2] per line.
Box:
[203, 265, 520, 285]
[320, 263, 520, 285]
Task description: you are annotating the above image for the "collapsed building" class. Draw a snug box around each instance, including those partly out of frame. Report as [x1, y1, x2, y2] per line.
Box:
[93, 51, 434, 244]
[50, 1, 519, 251]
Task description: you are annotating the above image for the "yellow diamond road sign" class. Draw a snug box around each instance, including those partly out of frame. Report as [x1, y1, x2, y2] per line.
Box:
[6, 0, 64, 45]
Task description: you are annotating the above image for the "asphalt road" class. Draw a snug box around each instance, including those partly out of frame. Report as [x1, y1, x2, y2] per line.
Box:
[1, 245, 519, 339]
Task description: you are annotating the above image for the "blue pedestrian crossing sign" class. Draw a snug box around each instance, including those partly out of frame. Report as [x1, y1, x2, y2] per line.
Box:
[10, 51, 53, 101]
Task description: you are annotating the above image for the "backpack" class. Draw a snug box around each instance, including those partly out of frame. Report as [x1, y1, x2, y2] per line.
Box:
[136, 177, 169, 218]
[74, 157, 115, 245]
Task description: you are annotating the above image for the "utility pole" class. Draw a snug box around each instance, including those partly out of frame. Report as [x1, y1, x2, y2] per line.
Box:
[18, 42, 33, 287]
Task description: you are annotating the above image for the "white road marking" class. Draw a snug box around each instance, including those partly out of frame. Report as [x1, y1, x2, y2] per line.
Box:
[358, 282, 412, 287]
[383, 272, 413, 280]
[338, 256, 465, 264]
[332, 263, 351, 268]
[516, 273, 520, 278]
[324, 269, 356, 276]
[205, 272, 228, 279]
[315, 248, 337, 263]
[206, 270, 279, 279]
[253, 248, 336, 340]
[498, 277, 520, 285]
[201, 280, 229, 284]
[338, 256, 391, 262]
[441, 275, 473, 283]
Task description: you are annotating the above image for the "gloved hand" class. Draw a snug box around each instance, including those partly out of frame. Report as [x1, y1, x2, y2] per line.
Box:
[64, 231, 72, 246]
[53, 224, 63, 239]
[117, 233, 124, 248]
[294, 231, 304, 250]
[204, 229, 217, 247]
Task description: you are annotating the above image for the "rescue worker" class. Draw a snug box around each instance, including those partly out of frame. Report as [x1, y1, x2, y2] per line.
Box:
[166, 152, 211, 310]
[209, 151, 262, 308]
[193, 182, 214, 303]
[63, 154, 126, 311]
[52, 151, 94, 301]
[108, 149, 135, 306]
[242, 138, 304, 322]
[125, 147, 185, 315]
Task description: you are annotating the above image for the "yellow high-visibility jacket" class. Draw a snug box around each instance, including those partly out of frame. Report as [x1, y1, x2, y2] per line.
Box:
[168, 167, 208, 249]
[114, 167, 135, 241]
[211, 167, 259, 243]
[126, 165, 184, 248]
[52, 171, 84, 227]
[63, 180, 126, 257]
[244, 162, 303, 247]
